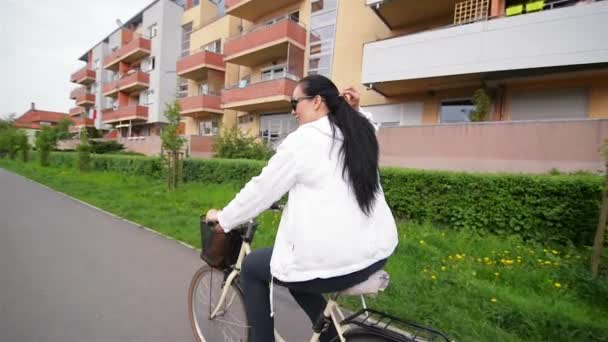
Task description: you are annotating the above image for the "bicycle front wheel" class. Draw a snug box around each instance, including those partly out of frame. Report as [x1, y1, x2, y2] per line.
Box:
[188, 265, 250, 342]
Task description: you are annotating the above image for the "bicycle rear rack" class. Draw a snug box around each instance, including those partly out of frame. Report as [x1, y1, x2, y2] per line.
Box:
[340, 308, 452, 342]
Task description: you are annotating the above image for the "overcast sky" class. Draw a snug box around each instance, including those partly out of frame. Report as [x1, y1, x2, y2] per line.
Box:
[0, 0, 154, 119]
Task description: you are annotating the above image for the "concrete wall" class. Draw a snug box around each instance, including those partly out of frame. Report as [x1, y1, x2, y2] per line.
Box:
[92, 42, 110, 129]
[377, 119, 608, 174]
[144, 0, 182, 123]
[362, 1, 608, 84]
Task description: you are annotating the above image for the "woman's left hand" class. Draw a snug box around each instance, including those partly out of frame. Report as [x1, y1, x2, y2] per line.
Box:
[205, 209, 224, 233]
[341, 86, 361, 111]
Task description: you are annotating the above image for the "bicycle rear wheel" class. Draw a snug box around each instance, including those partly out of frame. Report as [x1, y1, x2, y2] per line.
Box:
[188, 265, 250, 342]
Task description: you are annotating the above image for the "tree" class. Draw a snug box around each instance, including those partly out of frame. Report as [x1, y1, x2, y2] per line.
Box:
[76, 127, 91, 171]
[34, 118, 73, 166]
[213, 125, 274, 161]
[0, 116, 20, 160]
[17, 130, 30, 162]
[592, 139, 608, 277]
[160, 100, 186, 190]
[469, 88, 491, 122]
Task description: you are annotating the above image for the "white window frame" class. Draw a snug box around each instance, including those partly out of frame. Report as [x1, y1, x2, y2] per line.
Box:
[261, 64, 287, 81]
[148, 23, 158, 39]
[142, 56, 155, 73]
[199, 119, 218, 136]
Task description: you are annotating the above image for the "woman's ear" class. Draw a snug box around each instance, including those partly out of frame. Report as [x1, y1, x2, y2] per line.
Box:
[314, 95, 323, 111]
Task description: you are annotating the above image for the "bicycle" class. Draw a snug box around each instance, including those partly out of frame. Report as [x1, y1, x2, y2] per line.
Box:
[187, 204, 451, 342]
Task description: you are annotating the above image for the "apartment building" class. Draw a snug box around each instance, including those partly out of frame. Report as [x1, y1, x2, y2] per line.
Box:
[359, 0, 608, 125]
[177, 0, 330, 147]
[69, 0, 183, 140]
[176, 0, 607, 140]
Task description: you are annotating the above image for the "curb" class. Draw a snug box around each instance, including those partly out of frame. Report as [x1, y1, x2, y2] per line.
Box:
[5, 169, 200, 252]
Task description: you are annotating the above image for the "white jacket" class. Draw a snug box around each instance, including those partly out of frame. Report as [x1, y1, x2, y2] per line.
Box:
[218, 114, 398, 282]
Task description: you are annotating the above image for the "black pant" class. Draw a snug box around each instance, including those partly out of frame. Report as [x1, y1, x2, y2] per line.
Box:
[240, 247, 387, 342]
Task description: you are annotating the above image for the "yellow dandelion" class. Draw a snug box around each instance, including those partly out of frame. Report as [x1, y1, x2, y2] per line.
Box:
[441, 266, 447, 271]
[431, 275, 437, 281]
[551, 250, 559, 255]
[553, 262, 560, 267]
[472, 271, 477, 276]
[537, 259, 543, 263]
[477, 258, 482, 262]
[483, 257, 490, 261]
[494, 272, 500, 277]
[491, 298, 497, 303]
[543, 249, 548, 253]
[422, 268, 428, 273]
[419, 240, 425, 245]
[544, 261, 552, 265]
[449, 255, 453, 260]
[554, 282, 561, 288]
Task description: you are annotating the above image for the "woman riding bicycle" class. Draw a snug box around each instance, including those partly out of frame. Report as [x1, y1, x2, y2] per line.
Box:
[206, 75, 398, 342]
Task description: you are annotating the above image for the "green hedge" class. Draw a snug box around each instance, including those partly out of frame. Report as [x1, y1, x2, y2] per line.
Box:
[381, 168, 602, 245]
[40, 152, 603, 245]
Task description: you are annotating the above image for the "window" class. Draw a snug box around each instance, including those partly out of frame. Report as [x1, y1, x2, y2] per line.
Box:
[259, 113, 298, 143]
[148, 23, 158, 39]
[181, 22, 193, 57]
[238, 115, 254, 125]
[308, 0, 338, 78]
[138, 90, 154, 106]
[40, 121, 52, 126]
[261, 65, 286, 81]
[192, 0, 200, 6]
[312, 0, 337, 13]
[177, 78, 188, 98]
[199, 83, 210, 95]
[199, 120, 218, 136]
[238, 75, 250, 88]
[142, 56, 155, 72]
[93, 58, 100, 70]
[440, 99, 475, 123]
[203, 39, 222, 54]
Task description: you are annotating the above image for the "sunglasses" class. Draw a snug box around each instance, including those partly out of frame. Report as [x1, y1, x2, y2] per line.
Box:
[290, 96, 316, 111]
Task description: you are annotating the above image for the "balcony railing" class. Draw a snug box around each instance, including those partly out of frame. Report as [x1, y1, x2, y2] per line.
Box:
[70, 66, 96, 85]
[225, 0, 301, 21]
[178, 92, 223, 116]
[224, 17, 307, 66]
[103, 37, 151, 71]
[176, 49, 225, 81]
[102, 105, 149, 123]
[222, 74, 299, 112]
[102, 71, 150, 97]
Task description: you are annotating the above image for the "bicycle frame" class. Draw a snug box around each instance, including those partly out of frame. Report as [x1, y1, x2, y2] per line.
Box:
[207, 240, 352, 342]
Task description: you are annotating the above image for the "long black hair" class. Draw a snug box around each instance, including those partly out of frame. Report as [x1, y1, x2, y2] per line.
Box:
[298, 75, 380, 216]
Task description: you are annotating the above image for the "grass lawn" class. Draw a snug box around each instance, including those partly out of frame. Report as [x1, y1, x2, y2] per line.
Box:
[1, 158, 607, 341]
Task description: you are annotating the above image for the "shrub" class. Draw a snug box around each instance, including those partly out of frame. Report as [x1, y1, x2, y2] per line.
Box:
[213, 125, 274, 161]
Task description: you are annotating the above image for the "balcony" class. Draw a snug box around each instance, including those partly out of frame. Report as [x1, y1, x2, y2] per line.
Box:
[102, 105, 149, 124]
[70, 65, 96, 85]
[103, 71, 150, 97]
[178, 93, 223, 117]
[222, 76, 298, 112]
[103, 37, 151, 71]
[362, 1, 608, 96]
[177, 50, 225, 81]
[71, 87, 95, 107]
[224, 17, 306, 67]
[225, 0, 301, 21]
[69, 118, 95, 133]
[367, 0, 461, 30]
[69, 106, 86, 117]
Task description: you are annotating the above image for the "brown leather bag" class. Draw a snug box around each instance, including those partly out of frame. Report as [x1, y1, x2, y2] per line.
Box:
[200, 217, 243, 269]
